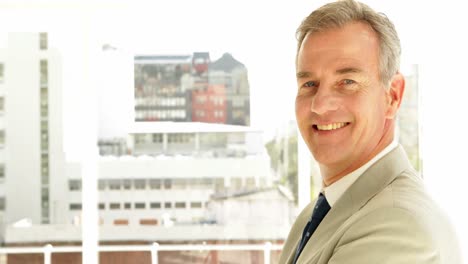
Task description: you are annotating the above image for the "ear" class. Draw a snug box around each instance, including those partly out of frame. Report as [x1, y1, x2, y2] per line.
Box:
[385, 72, 405, 119]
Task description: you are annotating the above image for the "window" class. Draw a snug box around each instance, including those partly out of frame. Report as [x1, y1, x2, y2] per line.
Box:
[98, 203, 105, 210]
[70, 203, 82, 210]
[0, 197, 5, 211]
[188, 178, 213, 189]
[163, 179, 172, 189]
[108, 180, 121, 190]
[41, 103, 48, 116]
[168, 133, 193, 143]
[196, 95, 207, 104]
[152, 133, 163, 143]
[134, 179, 146, 190]
[214, 178, 225, 192]
[124, 202, 131, 209]
[231, 177, 243, 190]
[190, 202, 202, 209]
[110, 203, 121, 210]
[98, 180, 106, 190]
[41, 170, 49, 185]
[196, 110, 205, 117]
[40, 132, 48, 152]
[149, 179, 161, 189]
[164, 202, 172, 209]
[0, 97, 4, 112]
[175, 202, 186, 209]
[41, 188, 49, 208]
[173, 179, 186, 190]
[40, 121, 48, 134]
[40, 60, 48, 87]
[134, 134, 146, 144]
[0, 131, 4, 145]
[123, 179, 132, 190]
[232, 98, 245, 107]
[150, 202, 161, 209]
[140, 219, 158, 225]
[69, 180, 81, 191]
[0, 63, 3, 83]
[246, 177, 256, 188]
[135, 202, 146, 209]
[114, 219, 129, 226]
[39, 32, 48, 50]
[0, 165, 4, 180]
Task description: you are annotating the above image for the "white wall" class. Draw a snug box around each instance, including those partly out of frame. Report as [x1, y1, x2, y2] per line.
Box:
[3, 33, 42, 224]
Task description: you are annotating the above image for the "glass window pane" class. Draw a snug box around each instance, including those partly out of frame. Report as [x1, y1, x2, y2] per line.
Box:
[108, 179, 121, 190]
[134, 202, 145, 209]
[69, 180, 81, 191]
[150, 202, 161, 209]
[39, 32, 48, 50]
[110, 203, 120, 210]
[123, 179, 132, 190]
[0, 63, 4, 83]
[134, 179, 146, 190]
[0, 197, 6, 211]
[175, 202, 186, 209]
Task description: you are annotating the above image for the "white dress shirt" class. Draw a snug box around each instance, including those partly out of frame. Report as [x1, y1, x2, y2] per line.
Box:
[323, 140, 398, 207]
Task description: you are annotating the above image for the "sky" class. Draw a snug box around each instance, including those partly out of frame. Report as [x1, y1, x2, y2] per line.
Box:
[1, 0, 468, 254]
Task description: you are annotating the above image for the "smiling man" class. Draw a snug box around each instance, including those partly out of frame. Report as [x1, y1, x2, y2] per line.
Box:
[278, 1, 462, 264]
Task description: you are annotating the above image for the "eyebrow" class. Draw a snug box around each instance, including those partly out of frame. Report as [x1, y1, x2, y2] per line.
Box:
[296, 67, 363, 79]
[335, 67, 363, 75]
[296, 71, 313, 79]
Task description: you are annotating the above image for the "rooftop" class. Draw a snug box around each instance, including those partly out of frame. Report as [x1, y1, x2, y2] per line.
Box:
[129, 122, 261, 134]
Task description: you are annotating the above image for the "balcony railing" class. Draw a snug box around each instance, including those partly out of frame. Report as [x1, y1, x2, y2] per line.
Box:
[0, 242, 283, 264]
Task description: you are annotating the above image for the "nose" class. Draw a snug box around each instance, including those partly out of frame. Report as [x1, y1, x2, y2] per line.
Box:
[310, 87, 339, 115]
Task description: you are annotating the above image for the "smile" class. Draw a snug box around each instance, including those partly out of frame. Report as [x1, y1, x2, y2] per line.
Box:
[314, 122, 350, 131]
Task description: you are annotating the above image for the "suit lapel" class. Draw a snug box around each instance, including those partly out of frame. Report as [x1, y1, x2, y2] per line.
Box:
[296, 146, 412, 263]
[284, 199, 318, 264]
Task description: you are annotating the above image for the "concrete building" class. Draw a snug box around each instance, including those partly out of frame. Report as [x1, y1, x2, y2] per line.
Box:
[209, 53, 250, 126]
[134, 52, 250, 126]
[0, 36, 293, 264]
[134, 55, 193, 122]
[0, 32, 67, 226]
[81, 122, 274, 227]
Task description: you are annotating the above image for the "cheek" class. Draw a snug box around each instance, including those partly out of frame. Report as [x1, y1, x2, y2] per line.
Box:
[295, 97, 310, 119]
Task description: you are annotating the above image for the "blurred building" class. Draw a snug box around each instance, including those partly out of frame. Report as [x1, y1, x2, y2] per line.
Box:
[0, 32, 67, 226]
[134, 52, 250, 126]
[209, 53, 250, 126]
[134, 55, 192, 122]
[1, 36, 290, 264]
[90, 122, 273, 227]
[397, 65, 421, 171]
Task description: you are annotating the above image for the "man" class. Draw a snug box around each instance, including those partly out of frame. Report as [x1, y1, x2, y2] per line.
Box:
[278, 0, 462, 263]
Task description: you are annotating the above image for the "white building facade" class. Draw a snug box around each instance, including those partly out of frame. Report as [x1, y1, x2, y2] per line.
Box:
[70, 123, 274, 227]
[0, 33, 67, 226]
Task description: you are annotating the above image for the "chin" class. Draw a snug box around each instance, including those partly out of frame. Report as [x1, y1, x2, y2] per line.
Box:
[311, 148, 347, 166]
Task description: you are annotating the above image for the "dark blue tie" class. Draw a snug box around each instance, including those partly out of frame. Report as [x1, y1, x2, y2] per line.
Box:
[293, 193, 331, 264]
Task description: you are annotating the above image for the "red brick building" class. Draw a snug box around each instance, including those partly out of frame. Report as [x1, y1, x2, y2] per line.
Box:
[191, 84, 227, 124]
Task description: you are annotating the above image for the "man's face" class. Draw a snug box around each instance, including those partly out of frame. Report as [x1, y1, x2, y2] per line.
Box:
[295, 22, 396, 181]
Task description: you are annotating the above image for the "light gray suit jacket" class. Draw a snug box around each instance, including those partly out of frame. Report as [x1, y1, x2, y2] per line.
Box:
[279, 146, 462, 264]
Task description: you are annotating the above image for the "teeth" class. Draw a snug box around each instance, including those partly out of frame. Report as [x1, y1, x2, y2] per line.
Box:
[316, 122, 347, 131]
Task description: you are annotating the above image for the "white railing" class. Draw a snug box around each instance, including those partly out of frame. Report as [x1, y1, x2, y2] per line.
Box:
[0, 242, 284, 264]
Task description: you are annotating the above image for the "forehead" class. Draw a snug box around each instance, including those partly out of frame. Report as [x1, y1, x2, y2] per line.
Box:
[297, 22, 380, 73]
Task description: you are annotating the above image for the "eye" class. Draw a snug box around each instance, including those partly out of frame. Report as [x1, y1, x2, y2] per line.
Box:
[303, 80, 319, 88]
[341, 79, 355, 85]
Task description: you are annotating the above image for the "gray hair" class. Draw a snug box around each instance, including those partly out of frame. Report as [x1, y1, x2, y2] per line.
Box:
[296, 0, 401, 85]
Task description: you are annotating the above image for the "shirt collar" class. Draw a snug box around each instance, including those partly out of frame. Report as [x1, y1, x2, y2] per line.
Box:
[323, 140, 398, 207]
